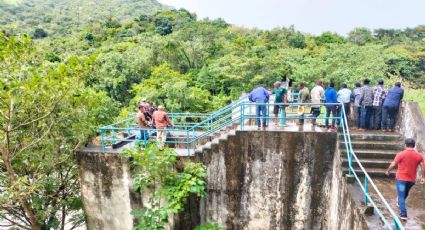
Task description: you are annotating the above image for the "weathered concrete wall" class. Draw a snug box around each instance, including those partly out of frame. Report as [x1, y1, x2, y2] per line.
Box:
[399, 101, 425, 152]
[78, 131, 369, 230]
[197, 131, 368, 229]
[76, 149, 199, 230]
[327, 146, 369, 229]
[77, 150, 134, 230]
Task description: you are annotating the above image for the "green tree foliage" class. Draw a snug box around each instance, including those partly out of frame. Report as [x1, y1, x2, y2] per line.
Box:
[348, 27, 374, 45]
[0, 32, 118, 229]
[315, 31, 346, 45]
[1, 2, 425, 228]
[124, 145, 207, 230]
[0, 0, 167, 37]
[33, 28, 48, 39]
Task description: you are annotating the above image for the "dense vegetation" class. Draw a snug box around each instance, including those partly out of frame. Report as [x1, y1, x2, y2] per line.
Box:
[1, 0, 425, 229]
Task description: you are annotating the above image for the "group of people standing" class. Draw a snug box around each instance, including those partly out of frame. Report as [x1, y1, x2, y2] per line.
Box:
[353, 79, 404, 132]
[249, 78, 404, 131]
[136, 99, 174, 150]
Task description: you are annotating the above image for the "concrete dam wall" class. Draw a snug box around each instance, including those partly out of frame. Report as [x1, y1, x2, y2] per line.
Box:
[77, 131, 368, 229]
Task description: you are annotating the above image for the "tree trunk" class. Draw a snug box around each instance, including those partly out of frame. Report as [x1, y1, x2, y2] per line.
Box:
[1, 148, 42, 230]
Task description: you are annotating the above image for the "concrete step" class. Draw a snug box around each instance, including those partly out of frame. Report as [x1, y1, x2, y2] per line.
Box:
[339, 133, 400, 142]
[342, 158, 392, 169]
[343, 167, 395, 178]
[340, 141, 403, 151]
[194, 129, 237, 154]
[340, 149, 397, 160]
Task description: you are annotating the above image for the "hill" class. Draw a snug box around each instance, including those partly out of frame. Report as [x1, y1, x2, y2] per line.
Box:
[0, 0, 168, 37]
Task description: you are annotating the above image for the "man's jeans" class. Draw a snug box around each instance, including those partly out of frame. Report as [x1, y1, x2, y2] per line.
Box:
[371, 106, 382, 130]
[255, 99, 268, 127]
[382, 106, 399, 130]
[396, 179, 415, 216]
[311, 107, 321, 124]
[360, 106, 373, 129]
[354, 106, 361, 128]
[325, 105, 337, 127]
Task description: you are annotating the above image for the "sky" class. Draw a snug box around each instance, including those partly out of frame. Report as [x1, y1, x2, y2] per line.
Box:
[157, 0, 425, 35]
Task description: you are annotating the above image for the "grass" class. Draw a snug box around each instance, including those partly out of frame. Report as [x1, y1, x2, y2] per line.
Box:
[404, 89, 425, 116]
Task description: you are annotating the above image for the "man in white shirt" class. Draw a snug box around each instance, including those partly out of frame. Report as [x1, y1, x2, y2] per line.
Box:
[310, 80, 324, 125]
[337, 83, 352, 128]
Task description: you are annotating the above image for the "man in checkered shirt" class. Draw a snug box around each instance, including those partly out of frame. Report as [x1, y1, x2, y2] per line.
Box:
[372, 79, 386, 130]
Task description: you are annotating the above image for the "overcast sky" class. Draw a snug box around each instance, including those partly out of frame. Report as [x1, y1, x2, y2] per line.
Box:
[158, 0, 425, 35]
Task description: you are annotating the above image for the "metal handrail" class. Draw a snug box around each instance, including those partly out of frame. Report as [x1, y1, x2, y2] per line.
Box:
[339, 105, 404, 230]
[99, 99, 404, 229]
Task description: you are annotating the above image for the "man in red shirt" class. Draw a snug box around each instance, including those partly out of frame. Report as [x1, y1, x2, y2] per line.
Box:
[152, 105, 174, 150]
[385, 138, 425, 220]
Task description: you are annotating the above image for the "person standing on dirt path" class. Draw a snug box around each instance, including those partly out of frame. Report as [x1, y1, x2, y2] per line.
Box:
[385, 138, 425, 221]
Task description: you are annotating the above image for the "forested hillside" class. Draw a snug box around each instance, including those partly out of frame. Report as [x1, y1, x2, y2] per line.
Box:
[1, 0, 425, 229]
[0, 0, 167, 37]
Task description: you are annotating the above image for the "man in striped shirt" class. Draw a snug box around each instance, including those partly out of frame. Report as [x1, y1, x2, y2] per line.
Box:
[372, 79, 386, 130]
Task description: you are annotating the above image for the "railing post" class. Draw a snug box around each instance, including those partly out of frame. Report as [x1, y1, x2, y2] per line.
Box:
[394, 217, 400, 230]
[144, 129, 148, 149]
[348, 151, 353, 175]
[101, 128, 105, 152]
[192, 128, 196, 150]
[127, 120, 131, 136]
[111, 130, 116, 145]
[186, 128, 190, 156]
[240, 103, 244, 130]
[364, 176, 369, 205]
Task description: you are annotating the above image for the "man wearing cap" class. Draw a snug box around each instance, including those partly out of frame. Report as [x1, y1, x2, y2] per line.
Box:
[271, 81, 287, 126]
[152, 105, 174, 150]
[249, 85, 270, 128]
[310, 80, 324, 125]
[385, 138, 425, 220]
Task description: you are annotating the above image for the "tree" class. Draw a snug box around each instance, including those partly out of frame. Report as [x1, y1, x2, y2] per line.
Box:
[33, 28, 48, 39]
[347, 27, 374, 45]
[0, 33, 118, 229]
[315, 32, 346, 45]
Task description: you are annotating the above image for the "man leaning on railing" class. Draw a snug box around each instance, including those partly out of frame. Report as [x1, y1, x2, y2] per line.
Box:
[248, 85, 270, 129]
[310, 80, 324, 126]
[152, 105, 174, 150]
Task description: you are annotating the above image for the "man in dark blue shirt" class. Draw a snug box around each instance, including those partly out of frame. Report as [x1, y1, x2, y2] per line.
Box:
[382, 82, 404, 132]
[324, 82, 338, 129]
[249, 85, 270, 128]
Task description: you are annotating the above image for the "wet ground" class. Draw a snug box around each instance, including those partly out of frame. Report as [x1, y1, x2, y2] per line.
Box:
[355, 178, 425, 229]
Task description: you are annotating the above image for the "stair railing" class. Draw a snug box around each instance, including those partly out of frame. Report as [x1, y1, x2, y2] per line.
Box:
[340, 104, 404, 230]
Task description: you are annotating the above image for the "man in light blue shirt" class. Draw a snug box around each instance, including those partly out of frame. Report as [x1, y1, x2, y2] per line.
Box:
[337, 83, 352, 128]
[249, 85, 270, 128]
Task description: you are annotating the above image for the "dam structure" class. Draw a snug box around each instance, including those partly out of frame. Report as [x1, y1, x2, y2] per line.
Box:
[77, 98, 425, 230]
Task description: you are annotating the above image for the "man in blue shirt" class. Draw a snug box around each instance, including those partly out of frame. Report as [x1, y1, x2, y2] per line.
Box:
[324, 82, 338, 129]
[249, 85, 270, 128]
[382, 82, 404, 132]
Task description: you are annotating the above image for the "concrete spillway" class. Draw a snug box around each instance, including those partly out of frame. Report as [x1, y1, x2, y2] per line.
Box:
[77, 129, 368, 229]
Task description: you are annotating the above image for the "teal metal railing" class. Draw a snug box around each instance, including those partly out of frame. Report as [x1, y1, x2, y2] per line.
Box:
[100, 99, 404, 230]
[339, 105, 404, 230]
